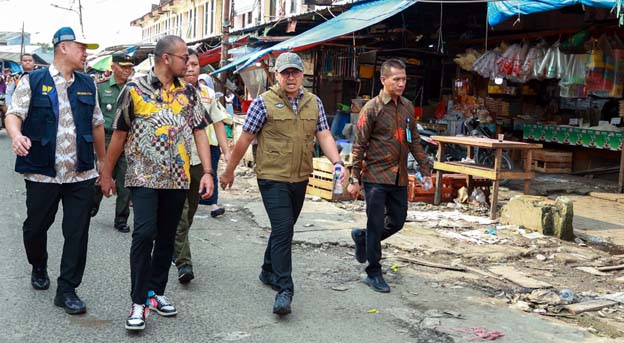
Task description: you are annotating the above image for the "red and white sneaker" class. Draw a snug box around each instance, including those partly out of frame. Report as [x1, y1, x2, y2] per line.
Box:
[125, 303, 148, 331]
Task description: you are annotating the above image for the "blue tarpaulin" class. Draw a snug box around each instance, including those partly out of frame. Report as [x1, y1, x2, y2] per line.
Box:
[233, 0, 417, 73]
[488, 0, 617, 26]
[210, 47, 262, 76]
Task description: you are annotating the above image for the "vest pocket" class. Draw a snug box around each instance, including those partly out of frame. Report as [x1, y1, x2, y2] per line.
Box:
[77, 134, 95, 165]
[299, 140, 315, 177]
[26, 138, 52, 167]
[77, 95, 95, 118]
[258, 139, 291, 176]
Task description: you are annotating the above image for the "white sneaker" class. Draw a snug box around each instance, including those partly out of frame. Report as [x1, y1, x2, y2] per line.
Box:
[148, 294, 178, 317]
[125, 303, 148, 331]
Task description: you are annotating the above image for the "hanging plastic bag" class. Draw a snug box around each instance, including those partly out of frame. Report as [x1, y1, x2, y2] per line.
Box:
[472, 49, 501, 79]
[528, 41, 548, 80]
[510, 43, 529, 81]
[538, 41, 566, 79]
[497, 44, 521, 76]
[559, 54, 587, 98]
[522, 46, 540, 81]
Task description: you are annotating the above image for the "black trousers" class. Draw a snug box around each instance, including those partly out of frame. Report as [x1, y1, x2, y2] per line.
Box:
[129, 187, 187, 305]
[258, 179, 308, 294]
[363, 182, 408, 277]
[23, 179, 95, 294]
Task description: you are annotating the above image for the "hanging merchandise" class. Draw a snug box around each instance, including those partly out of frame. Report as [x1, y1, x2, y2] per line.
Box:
[537, 41, 566, 79]
[609, 48, 624, 97]
[510, 43, 530, 82]
[561, 30, 590, 51]
[454, 49, 481, 71]
[559, 54, 587, 98]
[585, 35, 613, 97]
[472, 49, 502, 79]
[523, 41, 548, 81]
[496, 43, 521, 76]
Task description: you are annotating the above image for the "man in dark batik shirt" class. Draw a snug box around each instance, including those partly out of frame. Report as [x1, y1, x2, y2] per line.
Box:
[347, 58, 432, 293]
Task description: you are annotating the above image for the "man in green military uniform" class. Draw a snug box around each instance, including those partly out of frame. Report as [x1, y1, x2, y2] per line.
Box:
[92, 53, 134, 232]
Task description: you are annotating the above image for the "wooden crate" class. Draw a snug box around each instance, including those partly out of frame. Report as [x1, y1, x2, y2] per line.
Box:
[307, 158, 352, 201]
[532, 149, 572, 174]
[407, 174, 491, 203]
[408, 175, 453, 203]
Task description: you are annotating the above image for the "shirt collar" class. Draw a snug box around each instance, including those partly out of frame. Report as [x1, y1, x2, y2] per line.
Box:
[108, 75, 123, 87]
[49, 64, 74, 83]
[147, 68, 182, 90]
[379, 90, 403, 105]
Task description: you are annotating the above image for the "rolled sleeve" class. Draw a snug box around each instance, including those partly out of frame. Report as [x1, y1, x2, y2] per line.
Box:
[6, 74, 31, 121]
[242, 96, 267, 134]
[316, 97, 329, 132]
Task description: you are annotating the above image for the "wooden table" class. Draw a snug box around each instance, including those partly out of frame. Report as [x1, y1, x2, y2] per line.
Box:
[431, 136, 543, 219]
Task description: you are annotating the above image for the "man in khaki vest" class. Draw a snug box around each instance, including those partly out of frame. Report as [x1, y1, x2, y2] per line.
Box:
[221, 52, 344, 316]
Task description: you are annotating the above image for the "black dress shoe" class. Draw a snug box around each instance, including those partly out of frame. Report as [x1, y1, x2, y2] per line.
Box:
[178, 265, 195, 284]
[31, 266, 50, 290]
[54, 290, 87, 314]
[363, 275, 391, 293]
[273, 290, 293, 315]
[115, 223, 130, 233]
[259, 270, 279, 291]
[210, 207, 225, 218]
[351, 228, 366, 263]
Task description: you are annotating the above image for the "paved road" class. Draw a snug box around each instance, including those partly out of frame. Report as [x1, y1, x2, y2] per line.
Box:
[0, 131, 611, 343]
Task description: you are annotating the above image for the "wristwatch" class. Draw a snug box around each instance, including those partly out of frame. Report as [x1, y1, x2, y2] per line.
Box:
[204, 169, 216, 176]
[349, 177, 359, 184]
[333, 160, 345, 166]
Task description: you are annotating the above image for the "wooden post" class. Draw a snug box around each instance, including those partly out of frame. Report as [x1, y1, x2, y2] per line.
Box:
[433, 143, 445, 205]
[490, 148, 503, 219]
[466, 146, 473, 193]
[619, 139, 624, 193]
[524, 149, 533, 194]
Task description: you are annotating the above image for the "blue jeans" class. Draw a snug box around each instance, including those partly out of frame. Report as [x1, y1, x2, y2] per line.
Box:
[129, 187, 187, 304]
[363, 183, 408, 277]
[200, 145, 221, 206]
[257, 179, 308, 293]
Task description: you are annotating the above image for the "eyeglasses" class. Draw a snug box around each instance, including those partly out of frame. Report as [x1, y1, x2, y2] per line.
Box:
[168, 53, 190, 63]
[279, 69, 302, 78]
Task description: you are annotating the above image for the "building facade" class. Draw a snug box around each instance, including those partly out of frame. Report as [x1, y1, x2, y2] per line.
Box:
[130, 0, 342, 44]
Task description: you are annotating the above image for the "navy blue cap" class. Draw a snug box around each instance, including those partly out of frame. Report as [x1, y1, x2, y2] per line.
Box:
[52, 27, 99, 50]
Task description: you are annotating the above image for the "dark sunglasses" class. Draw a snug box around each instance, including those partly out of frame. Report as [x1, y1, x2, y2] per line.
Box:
[168, 53, 190, 63]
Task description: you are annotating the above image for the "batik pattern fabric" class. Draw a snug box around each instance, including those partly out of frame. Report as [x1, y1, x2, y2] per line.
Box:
[113, 70, 209, 190]
[8, 64, 103, 184]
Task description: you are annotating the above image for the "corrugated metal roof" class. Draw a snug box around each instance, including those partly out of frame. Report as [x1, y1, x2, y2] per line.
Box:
[0, 31, 22, 44]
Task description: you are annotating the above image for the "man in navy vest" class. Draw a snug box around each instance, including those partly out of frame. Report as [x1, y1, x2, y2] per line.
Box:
[4, 27, 105, 315]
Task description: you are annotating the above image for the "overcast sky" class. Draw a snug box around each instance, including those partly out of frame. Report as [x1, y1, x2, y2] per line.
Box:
[0, 0, 153, 50]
